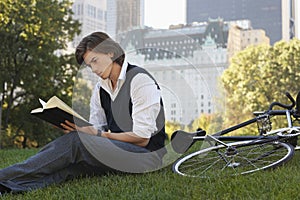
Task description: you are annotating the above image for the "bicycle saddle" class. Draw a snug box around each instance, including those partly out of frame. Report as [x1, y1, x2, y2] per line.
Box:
[170, 128, 206, 154]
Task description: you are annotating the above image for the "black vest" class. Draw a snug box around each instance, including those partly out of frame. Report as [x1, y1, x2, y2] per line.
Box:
[99, 64, 167, 153]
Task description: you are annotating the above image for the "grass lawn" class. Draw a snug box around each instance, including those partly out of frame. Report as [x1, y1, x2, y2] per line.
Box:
[0, 147, 300, 200]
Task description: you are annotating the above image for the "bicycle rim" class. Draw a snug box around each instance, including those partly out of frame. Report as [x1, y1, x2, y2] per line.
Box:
[172, 140, 294, 178]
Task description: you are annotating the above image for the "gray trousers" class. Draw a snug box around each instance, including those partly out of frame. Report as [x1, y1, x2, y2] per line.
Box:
[0, 131, 162, 193]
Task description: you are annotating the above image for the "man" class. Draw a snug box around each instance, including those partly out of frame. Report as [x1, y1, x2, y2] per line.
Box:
[0, 32, 167, 194]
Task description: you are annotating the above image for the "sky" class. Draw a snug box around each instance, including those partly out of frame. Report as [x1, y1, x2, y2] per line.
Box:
[144, 0, 186, 29]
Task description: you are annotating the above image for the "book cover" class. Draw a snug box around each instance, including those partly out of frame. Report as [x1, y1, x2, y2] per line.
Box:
[31, 96, 92, 129]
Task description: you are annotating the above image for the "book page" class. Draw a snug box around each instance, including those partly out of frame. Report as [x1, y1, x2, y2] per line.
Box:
[45, 96, 85, 120]
[30, 99, 46, 113]
[39, 98, 46, 108]
[30, 108, 44, 113]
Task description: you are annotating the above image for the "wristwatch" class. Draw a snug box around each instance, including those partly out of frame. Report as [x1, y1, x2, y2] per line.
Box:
[97, 129, 102, 137]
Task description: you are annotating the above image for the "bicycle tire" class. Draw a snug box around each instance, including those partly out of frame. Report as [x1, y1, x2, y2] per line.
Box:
[172, 140, 294, 178]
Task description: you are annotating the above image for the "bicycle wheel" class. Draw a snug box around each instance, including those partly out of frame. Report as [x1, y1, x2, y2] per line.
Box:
[172, 140, 294, 178]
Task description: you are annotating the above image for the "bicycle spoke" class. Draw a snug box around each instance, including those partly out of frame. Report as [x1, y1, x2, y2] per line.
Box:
[173, 141, 294, 177]
[178, 154, 225, 177]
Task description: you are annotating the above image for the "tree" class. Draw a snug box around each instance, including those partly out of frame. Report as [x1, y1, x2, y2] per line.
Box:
[0, 0, 81, 147]
[221, 39, 300, 134]
[190, 113, 223, 135]
[165, 121, 182, 140]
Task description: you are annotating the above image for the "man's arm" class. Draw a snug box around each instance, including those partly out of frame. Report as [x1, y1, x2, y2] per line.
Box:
[101, 132, 149, 147]
[61, 121, 149, 147]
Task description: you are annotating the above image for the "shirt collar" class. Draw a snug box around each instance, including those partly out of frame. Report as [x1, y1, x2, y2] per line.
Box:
[118, 56, 128, 81]
[100, 57, 128, 94]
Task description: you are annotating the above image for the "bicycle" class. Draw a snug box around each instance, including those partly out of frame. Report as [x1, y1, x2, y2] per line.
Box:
[171, 91, 300, 178]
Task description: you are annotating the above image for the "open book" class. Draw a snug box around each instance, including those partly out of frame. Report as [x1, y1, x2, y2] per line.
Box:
[31, 96, 92, 129]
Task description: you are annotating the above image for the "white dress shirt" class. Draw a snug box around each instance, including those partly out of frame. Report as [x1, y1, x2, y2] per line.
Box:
[89, 60, 162, 139]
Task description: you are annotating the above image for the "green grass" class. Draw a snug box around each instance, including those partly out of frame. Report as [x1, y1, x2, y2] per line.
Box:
[1, 148, 300, 200]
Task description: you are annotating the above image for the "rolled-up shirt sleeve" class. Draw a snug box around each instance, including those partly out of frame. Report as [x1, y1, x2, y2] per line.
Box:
[89, 82, 107, 131]
[131, 73, 162, 138]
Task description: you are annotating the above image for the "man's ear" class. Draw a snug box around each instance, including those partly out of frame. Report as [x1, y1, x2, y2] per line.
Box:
[108, 52, 114, 58]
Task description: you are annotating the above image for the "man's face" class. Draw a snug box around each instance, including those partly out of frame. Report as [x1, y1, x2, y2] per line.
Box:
[83, 50, 114, 79]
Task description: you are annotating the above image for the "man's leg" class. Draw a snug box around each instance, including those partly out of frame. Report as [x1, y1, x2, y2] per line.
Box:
[0, 160, 114, 193]
[0, 131, 114, 193]
[78, 133, 163, 173]
[0, 131, 163, 193]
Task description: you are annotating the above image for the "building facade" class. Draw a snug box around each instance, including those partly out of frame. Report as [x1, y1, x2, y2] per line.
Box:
[71, 0, 106, 49]
[227, 20, 270, 59]
[71, 0, 145, 42]
[119, 19, 229, 124]
[282, 0, 300, 40]
[106, 0, 144, 37]
[119, 19, 229, 61]
[186, 0, 282, 44]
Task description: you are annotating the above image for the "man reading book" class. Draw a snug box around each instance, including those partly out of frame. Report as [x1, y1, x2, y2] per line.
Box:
[0, 32, 167, 194]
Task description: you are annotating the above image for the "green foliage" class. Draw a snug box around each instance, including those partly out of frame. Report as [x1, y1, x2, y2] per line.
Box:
[221, 39, 300, 133]
[0, 0, 81, 148]
[72, 71, 93, 120]
[165, 121, 182, 139]
[190, 113, 224, 134]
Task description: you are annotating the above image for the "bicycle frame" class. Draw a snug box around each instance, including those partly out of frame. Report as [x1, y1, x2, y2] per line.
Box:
[192, 109, 298, 142]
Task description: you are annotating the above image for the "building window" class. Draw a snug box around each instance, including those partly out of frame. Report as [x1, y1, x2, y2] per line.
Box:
[76, 4, 82, 15]
[97, 9, 104, 20]
[87, 4, 96, 18]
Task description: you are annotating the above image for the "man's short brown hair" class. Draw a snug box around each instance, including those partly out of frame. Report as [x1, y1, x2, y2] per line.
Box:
[75, 32, 125, 66]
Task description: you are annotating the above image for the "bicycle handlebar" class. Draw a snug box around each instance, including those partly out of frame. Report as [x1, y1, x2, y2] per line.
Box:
[268, 92, 296, 111]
